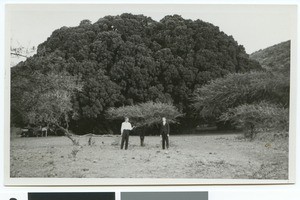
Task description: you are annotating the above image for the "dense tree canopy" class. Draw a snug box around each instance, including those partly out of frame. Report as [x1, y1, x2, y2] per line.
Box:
[11, 13, 261, 134]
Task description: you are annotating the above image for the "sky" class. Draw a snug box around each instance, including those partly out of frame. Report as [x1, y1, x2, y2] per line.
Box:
[7, 4, 297, 65]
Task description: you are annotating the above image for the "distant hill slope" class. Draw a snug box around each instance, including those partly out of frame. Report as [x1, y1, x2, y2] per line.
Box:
[250, 40, 290, 72]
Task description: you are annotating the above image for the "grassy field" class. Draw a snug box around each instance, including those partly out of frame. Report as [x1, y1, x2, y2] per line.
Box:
[10, 132, 288, 179]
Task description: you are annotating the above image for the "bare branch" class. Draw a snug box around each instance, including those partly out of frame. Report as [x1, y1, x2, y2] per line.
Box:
[11, 52, 28, 58]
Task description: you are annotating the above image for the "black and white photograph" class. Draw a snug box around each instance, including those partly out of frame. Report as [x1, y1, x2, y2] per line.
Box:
[5, 4, 297, 185]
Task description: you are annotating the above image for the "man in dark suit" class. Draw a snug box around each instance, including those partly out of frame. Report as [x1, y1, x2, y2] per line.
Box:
[160, 117, 170, 149]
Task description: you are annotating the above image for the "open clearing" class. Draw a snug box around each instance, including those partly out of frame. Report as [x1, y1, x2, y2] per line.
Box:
[10, 133, 288, 179]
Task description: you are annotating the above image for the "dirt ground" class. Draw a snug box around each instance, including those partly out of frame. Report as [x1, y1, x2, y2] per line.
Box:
[10, 132, 288, 179]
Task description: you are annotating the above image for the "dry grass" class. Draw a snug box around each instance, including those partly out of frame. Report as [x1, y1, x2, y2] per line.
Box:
[10, 132, 288, 179]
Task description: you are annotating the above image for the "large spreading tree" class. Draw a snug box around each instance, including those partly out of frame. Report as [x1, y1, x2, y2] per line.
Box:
[11, 13, 261, 134]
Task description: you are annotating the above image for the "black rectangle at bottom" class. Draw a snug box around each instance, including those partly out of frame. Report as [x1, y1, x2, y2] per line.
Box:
[28, 192, 115, 200]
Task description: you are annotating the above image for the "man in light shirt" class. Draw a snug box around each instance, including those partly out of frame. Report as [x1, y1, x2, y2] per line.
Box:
[120, 117, 134, 150]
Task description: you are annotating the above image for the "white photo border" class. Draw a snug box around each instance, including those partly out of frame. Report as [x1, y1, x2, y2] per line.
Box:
[4, 3, 297, 186]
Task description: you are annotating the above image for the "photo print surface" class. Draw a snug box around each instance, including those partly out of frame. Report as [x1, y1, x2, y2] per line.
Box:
[5, 4, 297, 185]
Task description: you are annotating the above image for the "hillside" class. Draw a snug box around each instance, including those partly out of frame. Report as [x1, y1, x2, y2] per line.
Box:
[250, 40, 290, 72]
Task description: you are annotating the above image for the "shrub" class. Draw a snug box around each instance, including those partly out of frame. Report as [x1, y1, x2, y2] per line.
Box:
[219, 102, 289, 139]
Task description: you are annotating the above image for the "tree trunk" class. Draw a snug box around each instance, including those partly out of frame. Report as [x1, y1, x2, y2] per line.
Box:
[56, 124, 79, 146]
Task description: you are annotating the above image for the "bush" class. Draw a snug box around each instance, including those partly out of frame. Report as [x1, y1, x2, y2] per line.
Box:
[219, 102, 289, 139]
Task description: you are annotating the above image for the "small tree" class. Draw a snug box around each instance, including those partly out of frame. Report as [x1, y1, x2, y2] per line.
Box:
[106, 101, 183, 127]
[21, 71, 82, 145]
[219, 102, 289, 139]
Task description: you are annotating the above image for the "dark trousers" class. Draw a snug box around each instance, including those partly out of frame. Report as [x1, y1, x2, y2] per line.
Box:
[121, 130, 130, 150]
[140, 135, 145, 146]
[162, 134, 169, 149]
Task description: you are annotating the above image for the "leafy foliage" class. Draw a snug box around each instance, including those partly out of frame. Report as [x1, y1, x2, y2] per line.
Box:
[193, 40, 290, 137]
[11, 13, 261, 132]
[106, 102, 183, 127]
[12, 69, 82, 129]
[220, 102, 289, 138]
[193, 71, 289, 119]
[29, 73, 81, 126]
